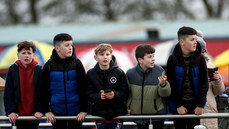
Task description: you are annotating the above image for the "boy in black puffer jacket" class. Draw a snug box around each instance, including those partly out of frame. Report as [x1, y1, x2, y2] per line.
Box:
[87, 43, 129, 129]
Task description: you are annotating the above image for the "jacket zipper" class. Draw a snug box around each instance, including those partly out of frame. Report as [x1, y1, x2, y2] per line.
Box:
[141, 74, 145, 114]
[103, 70, 106, 90]
[63, 71, 68, 115]
[192, 67, 196, 77]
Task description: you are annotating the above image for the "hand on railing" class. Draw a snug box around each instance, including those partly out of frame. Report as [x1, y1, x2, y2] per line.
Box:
[76, 112, 87, 122]
[45, 112, 56, 124]
[34, 112, 43, 118]
[8, 112, 18, 123]
[177, 106, 187, 115]
[194, 107, 203, 115]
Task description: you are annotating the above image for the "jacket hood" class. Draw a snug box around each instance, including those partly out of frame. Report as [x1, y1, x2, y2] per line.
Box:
[172, 42, 202, 59]
[16, 59, 38, 69]
[94, 55, 118, 73]
[50, 46, 77, 63]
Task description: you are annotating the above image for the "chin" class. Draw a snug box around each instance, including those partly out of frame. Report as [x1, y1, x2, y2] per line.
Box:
[67, 54, 72, 57]
[150, 65, 154, 68]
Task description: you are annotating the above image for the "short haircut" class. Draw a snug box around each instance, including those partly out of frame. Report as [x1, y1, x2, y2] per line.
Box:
[177, 26, 197, 40]
[17, 41, 36, 53]
[135, 44, 155, 60]
[94, 43, 113, 55]
[53, 33, 73, 46]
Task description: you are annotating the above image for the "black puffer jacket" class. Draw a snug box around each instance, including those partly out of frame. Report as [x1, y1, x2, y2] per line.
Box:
[87, 56, 129, 119]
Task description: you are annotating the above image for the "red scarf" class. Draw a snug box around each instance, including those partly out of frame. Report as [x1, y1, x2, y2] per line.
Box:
[16, 59, 37, 116]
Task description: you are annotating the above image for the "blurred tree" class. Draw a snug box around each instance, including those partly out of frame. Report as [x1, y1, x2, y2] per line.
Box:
[29, 0, 38, 24]
[137, 0, 156, 20]
[0, 0, 228, 25]
[5, 0, 21, 24]
[174, 0, 194, 19]
[103, 0, 116, 20]
[202, 0, 224, 18]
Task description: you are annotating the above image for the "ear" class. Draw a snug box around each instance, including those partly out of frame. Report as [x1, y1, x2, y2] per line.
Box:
[54, 45, 59, 52]
[137, 57, 143, 64]
[17, 53, 19, 59]
[94, 55, 97, 61]
[179, 39, 184, 46]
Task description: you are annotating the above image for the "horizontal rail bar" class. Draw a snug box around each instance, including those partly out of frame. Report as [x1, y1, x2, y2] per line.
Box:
[0, 113, 229, 121]
[0, 121, 174, 128]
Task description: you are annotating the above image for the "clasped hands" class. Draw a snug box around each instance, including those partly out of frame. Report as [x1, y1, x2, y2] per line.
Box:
[100, 90, 114, 100]
[45, 112, 87, 124]
[177, 106, 203, 115]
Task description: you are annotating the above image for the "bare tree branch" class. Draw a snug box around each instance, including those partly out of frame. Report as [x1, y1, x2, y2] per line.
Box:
[29, 0, 38, 24]
[5, 0, 20, 24]
[217, 0, 224, 18]
[202, 0, 214, 17]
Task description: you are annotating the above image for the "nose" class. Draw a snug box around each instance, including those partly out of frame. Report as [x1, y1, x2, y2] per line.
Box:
[69, 46, 73, 50]
[25, 53, 29, 57]
[152, 57, 155, 61]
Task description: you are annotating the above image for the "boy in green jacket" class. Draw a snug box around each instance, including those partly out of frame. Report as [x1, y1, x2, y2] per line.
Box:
[126, 44, 171, 129]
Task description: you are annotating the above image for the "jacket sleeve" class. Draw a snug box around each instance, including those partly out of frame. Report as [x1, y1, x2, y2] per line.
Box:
[76, 59, 88, 113]
[197, 56, 209, 107]
[4, 66, 18, 116]
[211, 78, 225, 96]
[166, 56, 182, 108]
[158, 71, 171, 97]
[126, 76, 132, 109]
[34, 65, 42, 113]
[86, 70, 104, 103]
[39, 62, 51, 114]
[113, 71, 129, 102]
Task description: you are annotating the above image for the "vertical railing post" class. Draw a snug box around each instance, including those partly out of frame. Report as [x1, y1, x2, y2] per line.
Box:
[149, 119, 153, 129]
[12, 122, 17, 129]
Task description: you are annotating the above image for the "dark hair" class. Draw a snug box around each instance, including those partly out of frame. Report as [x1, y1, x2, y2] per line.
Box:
[177, 26, 197, 40]
[53, 33, 73, 46]
[135, 44, 155, 60]
[17, 41, 36, 53]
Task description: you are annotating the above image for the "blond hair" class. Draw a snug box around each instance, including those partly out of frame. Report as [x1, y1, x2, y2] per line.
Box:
[94, 43, 113, 55]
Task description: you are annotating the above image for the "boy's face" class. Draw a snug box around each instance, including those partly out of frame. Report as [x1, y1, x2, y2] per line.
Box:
[94, 50, 112, 70]
[138, 53, 155, 71]
[17, 47, 34, 67]
[55, 40, 73, 59]
[180, 35, 197, 53]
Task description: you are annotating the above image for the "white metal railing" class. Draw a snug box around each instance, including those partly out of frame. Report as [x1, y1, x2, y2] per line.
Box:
[0, 113, 229, 121]
[0, 113, 228, 128]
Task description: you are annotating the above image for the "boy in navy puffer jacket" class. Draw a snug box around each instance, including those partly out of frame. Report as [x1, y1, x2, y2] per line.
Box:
[40, 33, 87, 129]
[166, 26, 208, 129]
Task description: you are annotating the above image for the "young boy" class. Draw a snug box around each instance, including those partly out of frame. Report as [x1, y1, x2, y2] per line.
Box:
[166, 26, 209, 129]
[4, 41, 43, 129]
[87, 43, 129, 129]
[126, 44, 171, 129]
[40, 33, 87, 129]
